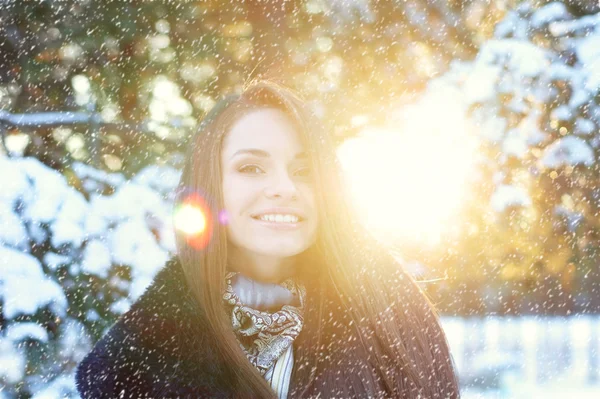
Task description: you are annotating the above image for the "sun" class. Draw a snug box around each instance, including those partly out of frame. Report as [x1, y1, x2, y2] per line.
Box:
[337, 89, 480, 247]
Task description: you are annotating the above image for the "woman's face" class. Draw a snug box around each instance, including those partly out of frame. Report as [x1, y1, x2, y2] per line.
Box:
[221, 107, 319, 261]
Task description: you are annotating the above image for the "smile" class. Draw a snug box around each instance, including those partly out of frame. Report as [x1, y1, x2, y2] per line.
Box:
[251, 214, 304, 230]
[254, 214, 300, 223]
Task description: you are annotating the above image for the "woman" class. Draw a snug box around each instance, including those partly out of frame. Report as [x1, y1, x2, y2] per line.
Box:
[75, 80, 460, 398]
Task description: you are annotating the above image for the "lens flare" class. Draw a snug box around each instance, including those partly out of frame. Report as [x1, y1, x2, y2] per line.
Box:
[174, 204, 206, 235]
[218, 210, 229, 225]
[174, 192, 214, 250]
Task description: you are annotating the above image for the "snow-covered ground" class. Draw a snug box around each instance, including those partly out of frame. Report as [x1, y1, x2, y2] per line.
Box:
[462, 385, 600, 399]
[441, 316, 600, 398]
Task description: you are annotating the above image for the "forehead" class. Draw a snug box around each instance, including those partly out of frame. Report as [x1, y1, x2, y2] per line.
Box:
[222, 108, 304, 156]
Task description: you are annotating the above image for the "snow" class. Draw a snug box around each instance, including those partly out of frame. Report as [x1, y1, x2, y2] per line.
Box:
[0, 247, 67, 319]
[50, 217, 85, 249]
[80, 239, 112, 278]
[554, 205, 584, 232]
[49, 190, 89, 248]
[549, 13, 600, 36]
[418, 2, 600, 233]
[0, 336, 26, 384]
[30, 375, 78, 399]
[442, 316, 600, 398]
[58, 319, 92, 363]
[463, 65, 500, 104]
[19, 158, 68, 223]
[569, 89, 590, 110]
[540, 136, 595, 168]
[530, 2, 571, 29]
[425, 1, 600, 194]
[476, 40, 549, 78]
[571, 34, 600, 92]
[0, 158, 29, 203]
[472, 112, 507, 143]
[494, 11, 529, 39]
[547, 63, 576, 81]
[132, 164, 181, 199]
[5, 322, 49, 343]
[0, 155, 181, 395]
[90, 180, 178, 258]
[502, 129, 529, 158]
[327, 0, 375, 24]
[110, 219, 169, 274]
[1, 155, 177, 285]
[43, 252, 70, 272]
[462, 384, 600, 399]
[490, 184, 532, 213]
[27, 221, 48, 245]
[83, 208, 108, 236]
[519, 113, 546, 146]
[575, 35, 600, 65]
[0, 206, 28, 250]
[550, 105, 572, 122]
[0, 157, 93, 251]
[91, 182, 168, 224]
[109, 298, 132, 315]
[71, 161, 125, 190]
[584, 59, 600, 92]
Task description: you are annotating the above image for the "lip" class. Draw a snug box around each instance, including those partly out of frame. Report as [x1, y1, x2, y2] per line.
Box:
[250, 207, 307, 221]
[250, 207, 306, 230]
[252, 218, 302, 230]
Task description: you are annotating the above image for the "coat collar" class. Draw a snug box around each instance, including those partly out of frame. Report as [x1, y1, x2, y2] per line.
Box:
[77, 256, 323, 397]
[128, 256, 230, 387]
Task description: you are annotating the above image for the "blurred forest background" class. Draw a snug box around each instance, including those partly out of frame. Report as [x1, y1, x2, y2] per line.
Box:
[4, 0, 600, 396]
[3, 2, 600, 394]
[3, 0, 600, 312]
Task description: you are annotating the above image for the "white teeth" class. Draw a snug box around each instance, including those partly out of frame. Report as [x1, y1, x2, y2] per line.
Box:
[258, 214, 299, 223]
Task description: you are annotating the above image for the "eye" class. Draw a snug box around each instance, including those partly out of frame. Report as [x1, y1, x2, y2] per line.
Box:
[238, 164, 264, 174]
[294, 166, 311, 177]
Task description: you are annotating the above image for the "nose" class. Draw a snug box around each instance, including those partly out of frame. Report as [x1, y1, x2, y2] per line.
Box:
[264, 170, 298, 200]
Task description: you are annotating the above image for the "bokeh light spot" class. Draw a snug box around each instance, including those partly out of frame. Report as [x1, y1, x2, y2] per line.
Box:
[174, 192, 214, 250]
[218, 210, 229, 225]
[174, 204, 206, 235]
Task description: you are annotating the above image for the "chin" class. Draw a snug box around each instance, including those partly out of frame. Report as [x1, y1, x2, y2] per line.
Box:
[254, 242, 310, 258]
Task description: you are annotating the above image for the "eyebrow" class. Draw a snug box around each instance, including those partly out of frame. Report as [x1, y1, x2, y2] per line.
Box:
[230, 148, 307, 160]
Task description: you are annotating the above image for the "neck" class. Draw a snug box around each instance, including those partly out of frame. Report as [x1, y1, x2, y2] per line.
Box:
[227, 246, 297, 284]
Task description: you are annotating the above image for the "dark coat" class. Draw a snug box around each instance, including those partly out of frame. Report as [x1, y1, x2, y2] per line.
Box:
[75, 257, 383, 398]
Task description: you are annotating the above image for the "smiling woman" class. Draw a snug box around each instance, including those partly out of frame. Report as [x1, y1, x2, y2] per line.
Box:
[221, 108, 319, 284]
[75, 80, 460, 398]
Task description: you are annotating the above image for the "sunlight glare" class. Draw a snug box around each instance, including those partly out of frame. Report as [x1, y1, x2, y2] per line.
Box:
[337, 88, 479, 247]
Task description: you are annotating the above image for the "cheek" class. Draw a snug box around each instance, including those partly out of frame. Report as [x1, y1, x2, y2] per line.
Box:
[301, 186, 317, 211]
[222, 176, 260, 216]
[221, 178, 234, 212]
[300, 186, 319, 231]
[222, 178, 243, 222]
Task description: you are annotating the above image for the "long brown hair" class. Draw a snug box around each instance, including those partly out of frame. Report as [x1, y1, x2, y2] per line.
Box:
[174, 80, 460, 398]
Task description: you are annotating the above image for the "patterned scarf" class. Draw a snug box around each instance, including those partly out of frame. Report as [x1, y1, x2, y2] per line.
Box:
[222, 271, 306, 375]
